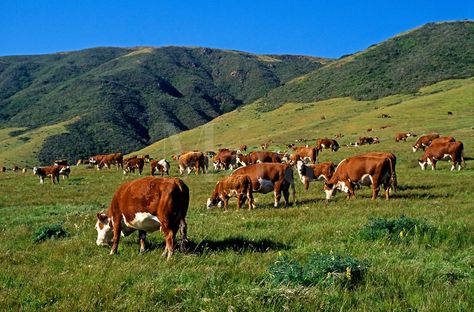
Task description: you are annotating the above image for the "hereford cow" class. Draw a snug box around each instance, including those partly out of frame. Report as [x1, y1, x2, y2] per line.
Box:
[239, 145, 247, 152]
[395, 132, 412, 142]
[124, 158, 145, 175]
[53, 159, 68, 166]
[150, 159, 170, 176]
[296, 161, 335, 190]
[58, 165, 71, 179]
[291, 146, 318, 164]
[213, 149, 237, 171]
[12, 165, 19, 172]
[33, 165, 61, 184]
[316, 138, 340, 152]
[412, 134, 440, 152]
[207, 175, 254, 211]
[357, 136, 380, 146]
[430, 136, 456, 145]
[178, 151, 207, 175]
[324, 155, 394, 201]
[249, 151, 282, 164]
[22, 167, 28, 174]
[95, 177, 189, 259]
[231, 163, 295, 208]
[418, 141, 464, 171]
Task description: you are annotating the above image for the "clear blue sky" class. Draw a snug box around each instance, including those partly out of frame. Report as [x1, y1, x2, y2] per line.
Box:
[1, 1, 472, 58]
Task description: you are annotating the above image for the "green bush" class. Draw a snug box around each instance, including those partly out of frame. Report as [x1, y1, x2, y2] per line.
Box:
[269, 253, 369, 288]
[32, 223, 69, 242]
[360, 215, 435, 242]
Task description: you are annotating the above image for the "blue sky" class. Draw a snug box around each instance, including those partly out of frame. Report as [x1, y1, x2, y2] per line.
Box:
[1, 1, 472, 58]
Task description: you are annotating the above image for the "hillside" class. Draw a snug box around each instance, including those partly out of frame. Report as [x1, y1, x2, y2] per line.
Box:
[259, 21, 474, 111]
[135, 78, 474, 158]
[0, 47, 327, 165]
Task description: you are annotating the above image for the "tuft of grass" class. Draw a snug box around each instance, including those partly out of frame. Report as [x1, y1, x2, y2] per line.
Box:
[269, 253, 369, 288]
[32, 223, 69, 242]
[360, 215, 435, 242]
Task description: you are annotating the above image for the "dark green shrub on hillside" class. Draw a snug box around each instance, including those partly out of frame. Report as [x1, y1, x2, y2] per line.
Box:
[360, 215, 436, 242]
[269, 253, 369, 288]
[32, 224, 69, 242]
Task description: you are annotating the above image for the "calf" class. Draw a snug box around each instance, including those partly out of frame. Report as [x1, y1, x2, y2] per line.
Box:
[123, 158, 145, 175]
[178, 151, 207, 175]
[207, 175, 254, 211]
[324, 155, 393, 201]
[231, 163, 295, 208]
[95, 177, 189, 259]
[296, 161, 335, 190]
[213, 149, 237, 171]
[419, 141, 464, 171]
[316, 138, 340, 152]
[412, 133, 440, 152]
[33, 165, 61, 184]
[395, 132, 412, 142]
[357, 136, 380, 145]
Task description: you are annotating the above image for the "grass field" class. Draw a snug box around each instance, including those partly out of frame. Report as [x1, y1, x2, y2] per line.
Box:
[0, 78, 473, 311]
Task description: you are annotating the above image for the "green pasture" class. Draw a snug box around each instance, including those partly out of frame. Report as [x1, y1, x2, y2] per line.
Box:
[1, 78, 473, 310]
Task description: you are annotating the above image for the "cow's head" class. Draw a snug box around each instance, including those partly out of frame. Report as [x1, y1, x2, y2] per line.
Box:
[412, 145, 419, 152]
[296, 160, 306, 176]
[207, 182, 223, 209]
[59, 166, 70, 175]
[418, 158, 428, 170]
[33, 167, 39, 175]
[323, 183, 336, 200]
[95, 212, 113, 246]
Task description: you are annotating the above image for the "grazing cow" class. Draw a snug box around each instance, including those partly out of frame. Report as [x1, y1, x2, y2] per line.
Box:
[291, 146, 318, 164]
[207, 175, 254, 211]
[296, 161, 335, 190]
[150, 159, 170, 176]
[395, 132, 412, 142]
[360, 152, 398, 192]
[324, 155, 393, 201]
[367, 128, 374, 132]
[412, 134, 440, 152]
[1, 166, 6, 172]
[12, 165, 19, 172]
[124, 158, 145, 175]
[91, 153, 124, 169]
[419, 141, 464, 171]
[316, 138, 340, 152]
[178, 151, 207, 175]
[239, 145, 247, 152]
[380, 125, 390, 129]
[53, 159, 68, 166]
[231, 163, 295, 208]
[213, 149, 237, 171]
[357, 136, 380, 145]
[33, 165, 61, 184]
[123, 155, 138, 163]
[76, 159, 90, 166]
[250, 151, 282, 164]
[95, 177, 189, 259]
[22, 167, 28, 174]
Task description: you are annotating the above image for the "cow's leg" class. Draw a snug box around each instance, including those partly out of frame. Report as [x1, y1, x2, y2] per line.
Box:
[273, 181, 282, 207]
[304, 178, 310, 191]
[110, 216, 122, 255]
[51, 175, 56, 184]
[282, 184, 290, 207]
[346, 181, 356, 199]
[162, 228, 175, 260]
[138, 230, 147, 253]
[384, 183, 390, 200]
[179, 218, 188, 252]
[40, 176, 44, 184]
[237, 194, 243, 210]
[195, 163, 200, 175]
[223, 197, 229, 211]
[431, 159, 436, 170]
[247, 190, 253, 210]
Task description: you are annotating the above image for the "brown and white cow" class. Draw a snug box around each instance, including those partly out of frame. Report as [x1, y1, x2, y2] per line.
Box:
[357, 136, 380, 146]
[95, 177, 189, 259]
[248, 151, 282, 164]
[316, 138, 340, 152]
[419, 141, 464, 171]
[296, 161, 335, 190]
[324, 155, 393, 201]
[123, 157, 145, 175]
[22, 167, 28, 174]
[213, 149, 237, 171]
[239, 145, 247, 152]
[231, 163, 295, 208]
[412, 134, 440, 152]
[178, 151, 207, 175]
[395, 132, 412, 142]
[53, 159, 68, 166]
[12, 165, 19, 172]
[207, 175, 254, 211]
[430, 136, 456, 146]
[33, 165, 61, 184]
[58, 165, 71, 179]
[91, 153, 124, 169]
[150, 159, 170, 176]
[291, 146, 318, 164]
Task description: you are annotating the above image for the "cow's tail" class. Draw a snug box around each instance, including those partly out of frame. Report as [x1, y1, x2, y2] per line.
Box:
[387, 157, 397, 193]
[285, 166, 296, 205]
[458, 141, 465, 168]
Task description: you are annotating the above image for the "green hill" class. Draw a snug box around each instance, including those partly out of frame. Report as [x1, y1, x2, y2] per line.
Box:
[259, 21, 474, 111]
[0, 47, 327, 165]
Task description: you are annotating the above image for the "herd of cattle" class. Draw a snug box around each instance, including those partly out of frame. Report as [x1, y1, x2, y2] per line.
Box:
[1, 133, 465, 258]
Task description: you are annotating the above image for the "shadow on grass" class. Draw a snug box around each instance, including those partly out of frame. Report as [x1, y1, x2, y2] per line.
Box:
[396, 184, 435, 191]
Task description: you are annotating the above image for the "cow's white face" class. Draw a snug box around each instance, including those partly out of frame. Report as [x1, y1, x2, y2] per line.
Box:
[206, 198, 223, 209]
[412, 146, 418, 152]
[324, 184, 336, 200]
[33, 167, 38, 175]
[95, 213, 113, 246]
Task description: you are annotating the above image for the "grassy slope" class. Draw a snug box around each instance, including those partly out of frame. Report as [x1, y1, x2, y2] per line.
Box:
[0, 117, 79, 168]
[135, 78, 474, 159]
[0, 78, 472, 310]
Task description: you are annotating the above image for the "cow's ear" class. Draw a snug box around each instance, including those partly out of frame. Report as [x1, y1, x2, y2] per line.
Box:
[97, 212, 108, 222]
